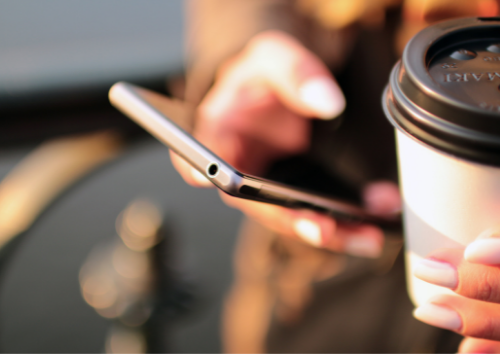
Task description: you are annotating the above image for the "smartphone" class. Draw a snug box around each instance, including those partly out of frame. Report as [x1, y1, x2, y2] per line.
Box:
[109, 82, 400, 226]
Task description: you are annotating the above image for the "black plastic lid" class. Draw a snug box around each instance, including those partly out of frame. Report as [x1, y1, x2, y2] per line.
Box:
[383, 17, 500, 166]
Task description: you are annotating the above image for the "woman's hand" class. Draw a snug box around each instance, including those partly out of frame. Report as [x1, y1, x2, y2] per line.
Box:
[412, 230, 500, 352]
[172, 30, 400, 257]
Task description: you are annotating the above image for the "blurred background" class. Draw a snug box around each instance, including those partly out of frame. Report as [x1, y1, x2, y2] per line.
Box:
[0, 1, 241, 352]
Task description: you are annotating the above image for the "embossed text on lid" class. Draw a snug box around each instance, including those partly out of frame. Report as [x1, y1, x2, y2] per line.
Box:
[428, 40, 500, 111]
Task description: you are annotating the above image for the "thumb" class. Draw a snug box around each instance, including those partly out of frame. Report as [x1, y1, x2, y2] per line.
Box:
[209, 31, 346, 120]
[246, 31, 345, 119]
[363, 181, 402, 216]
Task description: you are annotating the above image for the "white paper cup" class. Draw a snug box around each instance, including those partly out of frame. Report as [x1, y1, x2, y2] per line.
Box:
[383, 18, 500, 305]
[396, 130, 500, 305]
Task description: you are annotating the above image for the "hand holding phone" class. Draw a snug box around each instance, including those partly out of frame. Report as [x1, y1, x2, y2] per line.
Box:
[108, 29, 400, 257]
[109, 80, 401, 259]
[110, 82, 398, 224]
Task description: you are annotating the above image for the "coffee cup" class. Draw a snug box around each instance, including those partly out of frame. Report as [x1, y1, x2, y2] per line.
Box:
[383, 17, 500, 306]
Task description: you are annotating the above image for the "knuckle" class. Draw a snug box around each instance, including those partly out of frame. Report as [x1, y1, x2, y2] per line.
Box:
[248, 31, 299, 61]
[477, 280, 494, 302]
[473, 273, 500, 302]
[474, 317, 500, 340]
[251, 30, 290, 47]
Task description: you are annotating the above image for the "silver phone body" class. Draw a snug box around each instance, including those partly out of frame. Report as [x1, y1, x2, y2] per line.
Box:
[109, 82, 398, 225]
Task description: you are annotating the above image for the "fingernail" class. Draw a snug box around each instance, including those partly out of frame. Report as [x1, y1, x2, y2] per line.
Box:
[414, 303, 462, 331]
[293, 218, 322, 247]
[191, 168, 213, 187]
[299, 77, 345, 119]
[344, 236, 382, 258]
[413, 259, 458, 289]
[465, 238, 500, 265]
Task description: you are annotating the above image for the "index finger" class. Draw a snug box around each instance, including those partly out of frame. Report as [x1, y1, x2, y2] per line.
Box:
[414, 248, 500, 303]
[415, 294, 500, 341]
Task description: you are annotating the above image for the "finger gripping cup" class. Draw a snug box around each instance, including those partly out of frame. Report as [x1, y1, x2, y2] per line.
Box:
[382, 17, 500, 306]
